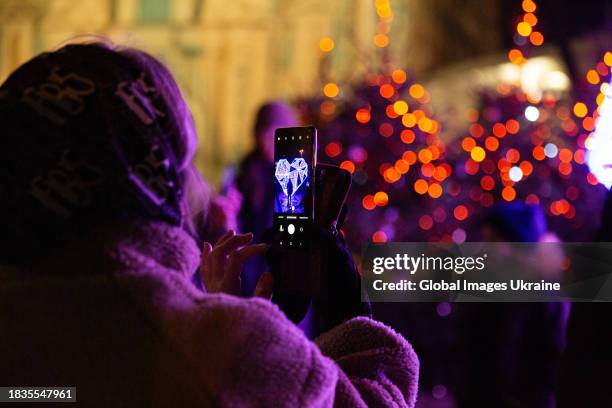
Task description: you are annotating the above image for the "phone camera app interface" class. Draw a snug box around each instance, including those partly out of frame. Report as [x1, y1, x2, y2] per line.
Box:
[273, 132, 313, 215]
[273, 127, 315, 248]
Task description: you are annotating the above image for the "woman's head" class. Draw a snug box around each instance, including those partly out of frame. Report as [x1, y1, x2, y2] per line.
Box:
[0, 41, 205, 262]
[253, 101, 298, 162]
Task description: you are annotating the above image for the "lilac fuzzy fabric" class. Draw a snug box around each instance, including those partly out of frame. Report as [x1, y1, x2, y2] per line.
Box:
[0, 222, 418, 407]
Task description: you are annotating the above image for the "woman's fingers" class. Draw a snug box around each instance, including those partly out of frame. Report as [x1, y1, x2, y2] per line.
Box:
[254, 271, 274, 299]
[199, 242, 213, 288]
[215, 229, 235, 246]
[212, 233, 254, 258]
[226, 243, 268, 281]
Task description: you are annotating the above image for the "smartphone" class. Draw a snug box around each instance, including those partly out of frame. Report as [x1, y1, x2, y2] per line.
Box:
[315, 163, 352, 230]
[273, 126, 317, 248]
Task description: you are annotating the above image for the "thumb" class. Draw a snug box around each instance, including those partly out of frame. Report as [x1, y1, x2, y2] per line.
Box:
[254, 271, 274, 299]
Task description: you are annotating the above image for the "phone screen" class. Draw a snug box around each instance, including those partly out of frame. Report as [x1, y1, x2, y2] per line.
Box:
[273, 126, 317, 248]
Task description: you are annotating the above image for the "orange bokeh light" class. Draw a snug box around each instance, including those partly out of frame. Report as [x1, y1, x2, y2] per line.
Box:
[529, 31, 544, 46]
[340, 160, 355, 174]
[374, 34, 389, 48]
[372, 230, 388, 242]
[519, 161, 533, 176]
[485, 136, 499, 151]
[506, 119, 520, 134]
[414, 179, 429, 194]
[502, 186, 516, 201]
[379, 84, 395, 99]
[586, 69, 600, 85]
[462, 137, 476, 152]
[493, 123, 507, 138]
[401, 129, 415, 144]
[355, 108, 371, 124]
[532, 146, 546, 160]
[409, 84, 425, 99]
[392, 69, 407, 84]
[362, 195, 376, 210]
[454, 205, 469, 221]
[319, 37, 335, 52]
[428, 183, 443, 198]
[383, 167, 401, 183]
[395, 159, 410, 174]
[403, 150, 417, 165]
[558, 148, 573, 163]
[418, 148, 433, 163]
[573, 102, 588, 118]
[506, 148, 520, 163]
[522, 0, 536, 13]
[374, 191, 389, 206]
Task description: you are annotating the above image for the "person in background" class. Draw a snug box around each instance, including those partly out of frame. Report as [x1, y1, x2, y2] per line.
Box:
[558, 188, 612, 407]
[236, 101, 298, 295]
[0, 41, 418, 407]
[462, 203, 570, 408]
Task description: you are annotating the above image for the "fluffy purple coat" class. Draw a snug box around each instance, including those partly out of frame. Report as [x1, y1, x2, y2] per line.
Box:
[0, 222, 418, 407]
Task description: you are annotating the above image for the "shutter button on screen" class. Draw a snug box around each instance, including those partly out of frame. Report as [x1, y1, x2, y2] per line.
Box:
[288, 224, 295, 235]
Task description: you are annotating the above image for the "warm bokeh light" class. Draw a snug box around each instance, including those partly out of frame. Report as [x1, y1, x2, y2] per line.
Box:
[492, 123, 507, 138]
[409, 84, 425, 99]
[586, 69, 600, 85]
[408, 84, 425, 99]
[533, 145, 546, 160]
[505, 119, 520, 134]
[323, 82, 339, 98]
[453, 205, 469, 221]
[462, 137, 476, 152]
[319, 37, 335, 52]
[414, 179, 429, 194]
[485, 136, 499, 151]
[523, 12, 538, 26]
[402, 113, 417, 127]
[379, 83, 395, 98]
[470, 146, 486, 162]
[355, 108, 371, 124]
[508, 49, 525, 65]
[400, 129, 415, 144]
[403, 150, 417, 165]
[522, 0, 537, 13]
[391, 69, 407, 84]
[428, 183, 443, 198]
[480, 175, 495, 191]
[519, 160, 533, 176]
[501, 186, 517, 201]
[374, 191, 389, 206]
[393, 100, 409, 115]
[372, 230, 388, 242]
[362, 195, 376, 210]
[517, 21, 532, 37]
[418, 148, 433, 163]
[529, 31, 544, 46]
[325, 141, 342, 157]
[395, 159, 410, 174]
[373, 33, 389, 48]
[604, 52, 612, 67]
[383, 167, 401, 183]
[340, 160, 355, 174]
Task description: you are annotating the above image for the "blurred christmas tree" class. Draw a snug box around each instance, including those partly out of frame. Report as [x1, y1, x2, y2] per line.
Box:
[299, 0, 611, 246]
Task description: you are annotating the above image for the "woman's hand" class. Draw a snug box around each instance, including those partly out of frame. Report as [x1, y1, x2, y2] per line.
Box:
[200, 230, 272, 297]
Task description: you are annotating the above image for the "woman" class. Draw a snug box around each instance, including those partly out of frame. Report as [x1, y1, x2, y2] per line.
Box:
[0, 42, 418, 407]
